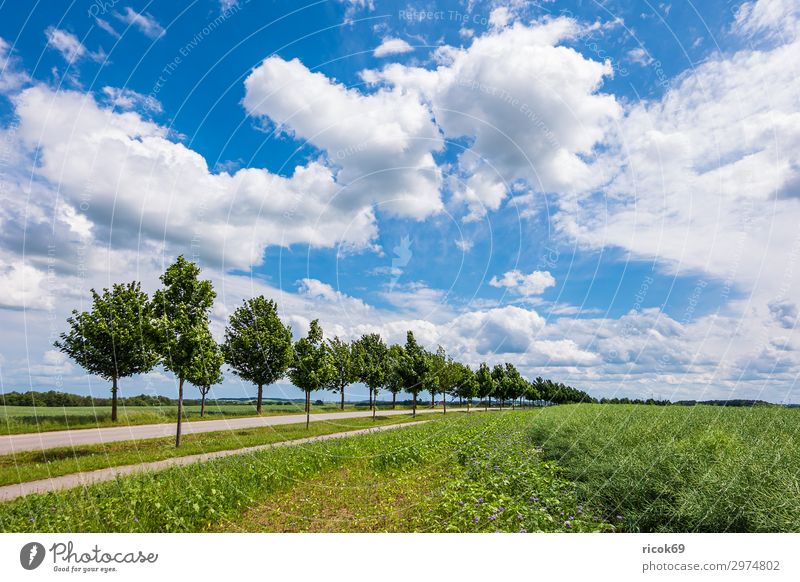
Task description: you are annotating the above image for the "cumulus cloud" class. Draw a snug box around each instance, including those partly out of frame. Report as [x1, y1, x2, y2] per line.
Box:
[243, 56, 445, 220]
[9, 84, 385, 270]
[490, 269, 556, 296]
[374, 37, 413, 57]
[367, 16, 621, 212]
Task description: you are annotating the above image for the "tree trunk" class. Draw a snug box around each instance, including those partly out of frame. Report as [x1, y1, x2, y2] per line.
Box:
[431, 391, 435, 407]
[443, 392, 447, 414]
[372, 392, 376, 421]
[111, 375, 119, 422]
[176, 377, 184, 448]
[257, 384, 263, 414]
[340, 385, 345, 410]
[392, 392, 396, 409]
[306, 391, 310, 429]
[412, 393, 417, 417]
[200, 388, 207, 417]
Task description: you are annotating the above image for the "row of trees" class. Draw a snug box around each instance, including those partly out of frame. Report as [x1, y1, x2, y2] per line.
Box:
[55, 256, 593, 447]
[0, 391, 172, 408]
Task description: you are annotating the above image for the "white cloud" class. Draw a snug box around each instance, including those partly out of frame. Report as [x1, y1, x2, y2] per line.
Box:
[455, 238, 474, 252]
[94, 18, 121, 39]
[627, 47, 653, 66]
[45, 28, 105, 64]
[116, 7, 166, 39]
[10, 84, 380, 270]
[490, 269, 556, 296]
[0, 37, 29, 93]
[733, 0, 800, 40]
[449, 305, 546, 354]
[367, 17, 622, 214]
[243, 56, 445, 220]
[0, 258, 53, 310]
[101, 86, 162, 114]
[374, 37, 413, 57]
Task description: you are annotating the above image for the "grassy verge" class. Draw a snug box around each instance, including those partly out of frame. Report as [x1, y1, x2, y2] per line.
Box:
[528, 404, 800, 532]
[0, 403, 427, 435]
[0, 414, 425, 487]
[0, 411, 612, 533]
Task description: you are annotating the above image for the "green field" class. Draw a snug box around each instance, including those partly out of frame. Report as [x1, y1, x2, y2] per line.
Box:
[0, 402, 415, 435]
[528, 403, 800, 532]
[1, 404, 798, 533]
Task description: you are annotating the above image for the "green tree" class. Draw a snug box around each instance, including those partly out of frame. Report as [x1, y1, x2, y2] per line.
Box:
[476, 362, 496, 410]
[223, 296, 293, 414]
[54, 282, 158, 422]
[501, 362, 525, 409]
[491, 364, 508, 409]
[152, 256, 216, 447]
[429, 346, 460, 414]
[288, 320, 333, 428]
[385, 344, 406, 409]
[396, 331, 429, 417]
[453, 362, 478, 411]
[352, 333, 388, 420]
[187, 327, 224, 417]
[324, 337, 357, 410]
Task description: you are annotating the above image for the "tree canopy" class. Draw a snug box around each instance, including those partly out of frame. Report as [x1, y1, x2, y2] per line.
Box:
[223, 296, 293, 413]
[54, 281, 159, 421]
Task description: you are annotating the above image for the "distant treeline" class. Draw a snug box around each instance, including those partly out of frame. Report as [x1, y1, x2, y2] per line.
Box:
[674, 399, 775, 407]
[599, 397, 777, 407]
[0, 391, 172, 407]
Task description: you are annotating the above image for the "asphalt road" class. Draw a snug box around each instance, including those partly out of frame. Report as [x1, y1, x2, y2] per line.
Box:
[0, 420, 430, 501]
[0, 407, 470, 455]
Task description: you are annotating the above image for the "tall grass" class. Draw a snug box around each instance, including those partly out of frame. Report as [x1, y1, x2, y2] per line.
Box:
[528, 404, 800, 532]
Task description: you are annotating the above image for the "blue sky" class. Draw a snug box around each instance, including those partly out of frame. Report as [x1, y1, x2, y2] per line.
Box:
[1, 0, 799, 404]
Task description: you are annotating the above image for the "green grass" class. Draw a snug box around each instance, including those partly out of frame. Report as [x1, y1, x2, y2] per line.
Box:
[0, 402, 420, 435]
[0, 414, 423, 487]
[0, 411, 610, 533]
[528, 404, 800, 532]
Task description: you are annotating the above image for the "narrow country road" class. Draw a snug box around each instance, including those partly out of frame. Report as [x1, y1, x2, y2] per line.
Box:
[0, 407, 477, 455]
[0, 420, 430, 502]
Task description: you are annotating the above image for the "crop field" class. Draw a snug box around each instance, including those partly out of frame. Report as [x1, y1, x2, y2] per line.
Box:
[0, 402, 404, 435]
[528, 404, 800, 532]
[1, 404, 798, 533]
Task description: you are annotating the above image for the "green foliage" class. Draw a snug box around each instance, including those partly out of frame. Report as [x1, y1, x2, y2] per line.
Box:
[53, 282, 159, 420]
[222, 296, 293, 389]
[475, 362, 496, 403]
[287, 320, 333, 396]
[352, 333, 388, 398]
[384, 344, 406, 399]
[425, 413, 613, 533]
[151, 256, 216, 383]
[0, 391, 171, 408]
[395, 331, 429, 407]
[452, 362, 478, 403]
[186, 328, 224, 401]
[324, 337, 357, 393]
